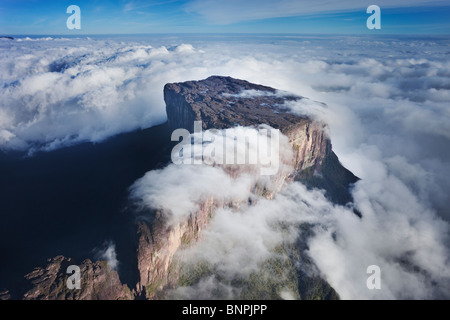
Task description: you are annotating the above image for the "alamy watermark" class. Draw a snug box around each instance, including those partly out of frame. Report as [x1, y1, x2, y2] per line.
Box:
[366, 265, 381, 290]
[367, 5, 381, 30]
[66, 265, 81, 290]
[171, 121, 280, 176]
[66, 5, 81, 30]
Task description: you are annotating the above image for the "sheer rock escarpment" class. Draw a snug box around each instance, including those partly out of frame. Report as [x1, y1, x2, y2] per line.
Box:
[135, 76, 358, 299]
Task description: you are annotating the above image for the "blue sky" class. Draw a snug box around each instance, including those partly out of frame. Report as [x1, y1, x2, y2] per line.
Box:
[0, 0, 449, 35]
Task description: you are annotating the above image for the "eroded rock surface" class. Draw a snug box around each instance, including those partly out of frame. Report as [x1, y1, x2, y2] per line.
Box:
[23, 256, 133, 300]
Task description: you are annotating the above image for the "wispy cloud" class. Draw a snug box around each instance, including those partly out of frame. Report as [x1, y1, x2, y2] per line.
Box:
[94, 241, 119, 270]
[186, 0, 450, 24]
[124, 0, 182, 12]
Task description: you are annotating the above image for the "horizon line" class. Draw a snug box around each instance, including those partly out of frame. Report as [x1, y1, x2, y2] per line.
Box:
[3, 32, 450, 37]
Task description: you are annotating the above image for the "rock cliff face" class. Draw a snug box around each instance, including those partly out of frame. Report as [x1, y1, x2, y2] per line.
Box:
[135, 198, 214, 298]
[163, 76, 350, 182]
[164, 76, 329, 174]
[23, 256, 133, 300]
[135, 76, 358, 298]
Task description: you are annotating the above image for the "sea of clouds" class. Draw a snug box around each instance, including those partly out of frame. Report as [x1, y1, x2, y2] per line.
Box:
[1, 34, 449, 299]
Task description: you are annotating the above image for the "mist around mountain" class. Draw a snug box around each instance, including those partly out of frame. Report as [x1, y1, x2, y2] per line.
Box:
[0, 35, 449, 300]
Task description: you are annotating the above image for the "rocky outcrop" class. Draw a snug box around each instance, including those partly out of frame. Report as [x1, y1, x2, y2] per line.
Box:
[164, 76, 357, 200]
[0, 289, 10, 300]
[165, 77, 298, 131]
[23, 256, 133, 300]
[136, 198, 214, 298]
[165, 76, 333, 176]
[134, 76, 358, 298]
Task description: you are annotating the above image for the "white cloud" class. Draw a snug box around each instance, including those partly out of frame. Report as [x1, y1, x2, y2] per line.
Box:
[1, 35, 450, 299]
[94, 241, 119, 270]
[0, 39, 200, 151]
[308, 164, 450, 299]
[148, 170, 450, 299]
[130, 126, 294, 225]
[130, 164, 256, 225]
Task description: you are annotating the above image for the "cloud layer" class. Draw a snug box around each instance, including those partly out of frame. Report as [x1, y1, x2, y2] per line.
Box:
[1, 35, 450, 299]
[0, 38, 197, 152]
[136, 164, 450, 299]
